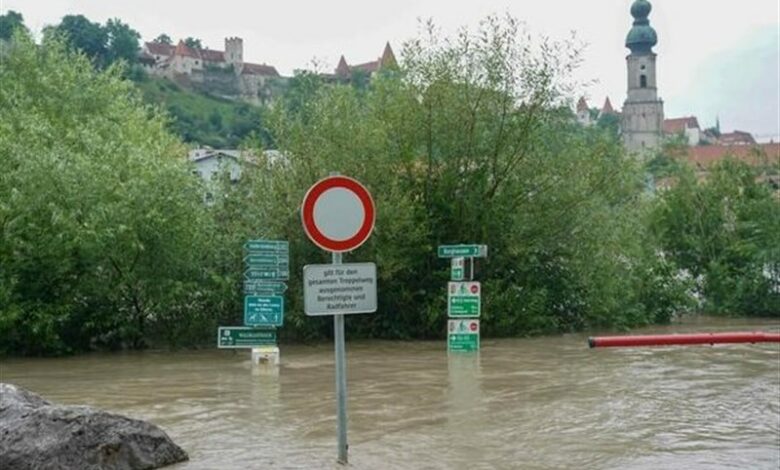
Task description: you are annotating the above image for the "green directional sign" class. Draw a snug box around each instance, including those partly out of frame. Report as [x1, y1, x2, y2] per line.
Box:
[245, 268, 289, 281]
[245, 240, 289, 253]
[244, 280, 288, 296]
[447, 319, 480, 352]
[244, 295, 284, 326]
[218, 327, 277, 348]
[451, 257, 465, 281]
[438, 244, 488, 258]
[448, 281, 481, 317]
[245, 254, 289, 266]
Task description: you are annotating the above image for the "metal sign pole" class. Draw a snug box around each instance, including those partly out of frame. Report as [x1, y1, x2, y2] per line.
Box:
[332, 251, 348, 464]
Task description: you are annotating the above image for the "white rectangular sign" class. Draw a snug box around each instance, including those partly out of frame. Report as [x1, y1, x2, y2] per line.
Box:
[303, 263, 377, 316]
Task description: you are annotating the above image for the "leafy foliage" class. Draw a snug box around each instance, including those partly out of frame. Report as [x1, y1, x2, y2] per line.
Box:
[135, 77, 270, 148]
[153, 34, 172, 45]
[0, 34, 217, 355]
[0, 10, 27, 41]
[4, 13, 769, 357]
[652, 160, 780, 316]
[184, 37, 203, 50]
[43, 14, 141, 68]
[105, 18, 141, 64]
[253, 16, 691, 340]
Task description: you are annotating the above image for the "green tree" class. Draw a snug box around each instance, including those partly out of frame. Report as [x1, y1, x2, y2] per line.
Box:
[0, 34, 216, 355]
[184, 37, 203, 49]
[47, 14, 108, 65]
[0, 10, 27, 41]
[152, 33, 172, 45]
[653, 159, 780, 316]
[258, 14, 690, 340]
[596, 111, 620, 138]
[105, 18, 140, 64]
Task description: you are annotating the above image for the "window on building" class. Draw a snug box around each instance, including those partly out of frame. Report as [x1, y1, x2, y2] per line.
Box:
[640, 75, 647, 88]
[195, 60, 199, 65]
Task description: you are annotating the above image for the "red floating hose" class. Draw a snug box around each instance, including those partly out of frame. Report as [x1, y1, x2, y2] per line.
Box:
[588, 331, 780, 348]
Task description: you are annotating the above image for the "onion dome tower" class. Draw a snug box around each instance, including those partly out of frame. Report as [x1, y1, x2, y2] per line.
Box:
[621, 0, 664, 153]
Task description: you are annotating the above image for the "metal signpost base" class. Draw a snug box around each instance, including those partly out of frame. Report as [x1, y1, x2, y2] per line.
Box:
[332, 251, 348, 464]
[301, 173, 377, 465]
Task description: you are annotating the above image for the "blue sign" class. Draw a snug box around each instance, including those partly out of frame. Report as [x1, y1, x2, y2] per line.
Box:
[244, 296, 284, 326]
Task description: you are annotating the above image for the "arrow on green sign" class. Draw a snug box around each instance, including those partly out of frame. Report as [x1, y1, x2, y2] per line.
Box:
[245, 254, 289, 265]
[244, 281, 288, 295]
[438, 244, 488, 258]
[245, 268, 289, 281]
[245, 240, 289, 253]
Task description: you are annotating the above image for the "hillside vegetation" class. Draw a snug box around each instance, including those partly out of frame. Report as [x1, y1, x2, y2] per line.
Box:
[134, 76, 269, 148]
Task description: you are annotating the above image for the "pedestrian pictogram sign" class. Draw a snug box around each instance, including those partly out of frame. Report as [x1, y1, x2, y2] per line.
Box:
[448, 281, 481, 317]
[448, 319, 480, 352]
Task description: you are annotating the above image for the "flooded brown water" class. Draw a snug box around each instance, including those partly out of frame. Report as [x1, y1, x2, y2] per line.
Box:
[2, 317, 779, 469]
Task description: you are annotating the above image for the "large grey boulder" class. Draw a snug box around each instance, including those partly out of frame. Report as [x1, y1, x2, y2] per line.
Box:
[0, 383, 188, 470]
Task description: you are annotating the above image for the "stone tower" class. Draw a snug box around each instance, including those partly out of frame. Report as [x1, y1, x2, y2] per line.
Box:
[621, 0, 664, 153]
[224, 37, 243, 65]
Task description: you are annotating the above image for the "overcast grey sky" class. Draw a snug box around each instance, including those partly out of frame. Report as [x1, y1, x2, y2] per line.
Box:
[3, 0, 779, 138]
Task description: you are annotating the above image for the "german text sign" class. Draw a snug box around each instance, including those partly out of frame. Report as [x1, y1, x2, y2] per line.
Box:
[245, 268, 289, 281]
[448, 281, 481, 317]
[244, 295, 284, 326]
[245, 240, 289, 253]
[244, 280, 287, 296]
[218, 327, 277, 348]
[245, 254, 289, 266]
[448, 319, 480, 352]
[303, 263, 377, 315]
[438, 244, 488, 258]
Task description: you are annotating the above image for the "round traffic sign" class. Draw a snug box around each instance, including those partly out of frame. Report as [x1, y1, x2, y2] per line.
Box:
[301, 175, 375, 252]
[470, 284, 479, 294]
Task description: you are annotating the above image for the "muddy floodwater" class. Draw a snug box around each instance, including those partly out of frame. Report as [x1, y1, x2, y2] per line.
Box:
[2, 317, 779, 469]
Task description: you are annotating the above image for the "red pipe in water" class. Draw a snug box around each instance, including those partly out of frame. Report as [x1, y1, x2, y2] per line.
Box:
[588, 331, 780, 348]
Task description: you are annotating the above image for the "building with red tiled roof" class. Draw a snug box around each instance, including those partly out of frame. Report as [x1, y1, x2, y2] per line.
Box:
[718, 130, 756, 146]
[199, 48, 225, 63]
[576, 97, 589, 113]
[141, 36, 274, 78]
[685, 143, 778, 173]
[601, 97, 616, 115]
[240, 63, 279, 77]
[664, 116, 701, 146]
[575, 97, 592, 126]
[329, 43, 398, 82]
[657, 143, 780, 192]
[174, 41, 199, 58]
[663, 116, 699, 134]
[576, 97, 591, 126]
[335, 56, 351, 78]
[139, 36, 284, 106]
[145, 42, 175, 58]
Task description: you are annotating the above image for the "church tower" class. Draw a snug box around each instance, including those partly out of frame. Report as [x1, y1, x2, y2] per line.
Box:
[621, 0, 664, 153]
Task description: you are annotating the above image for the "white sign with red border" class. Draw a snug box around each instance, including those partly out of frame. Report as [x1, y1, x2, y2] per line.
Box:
[301, 175, 375, 253]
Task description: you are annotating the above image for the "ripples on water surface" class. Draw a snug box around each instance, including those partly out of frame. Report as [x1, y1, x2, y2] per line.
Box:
[2, 318, 779, 469]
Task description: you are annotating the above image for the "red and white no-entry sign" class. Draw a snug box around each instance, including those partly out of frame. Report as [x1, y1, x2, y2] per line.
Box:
[301, 175, 375, 252]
